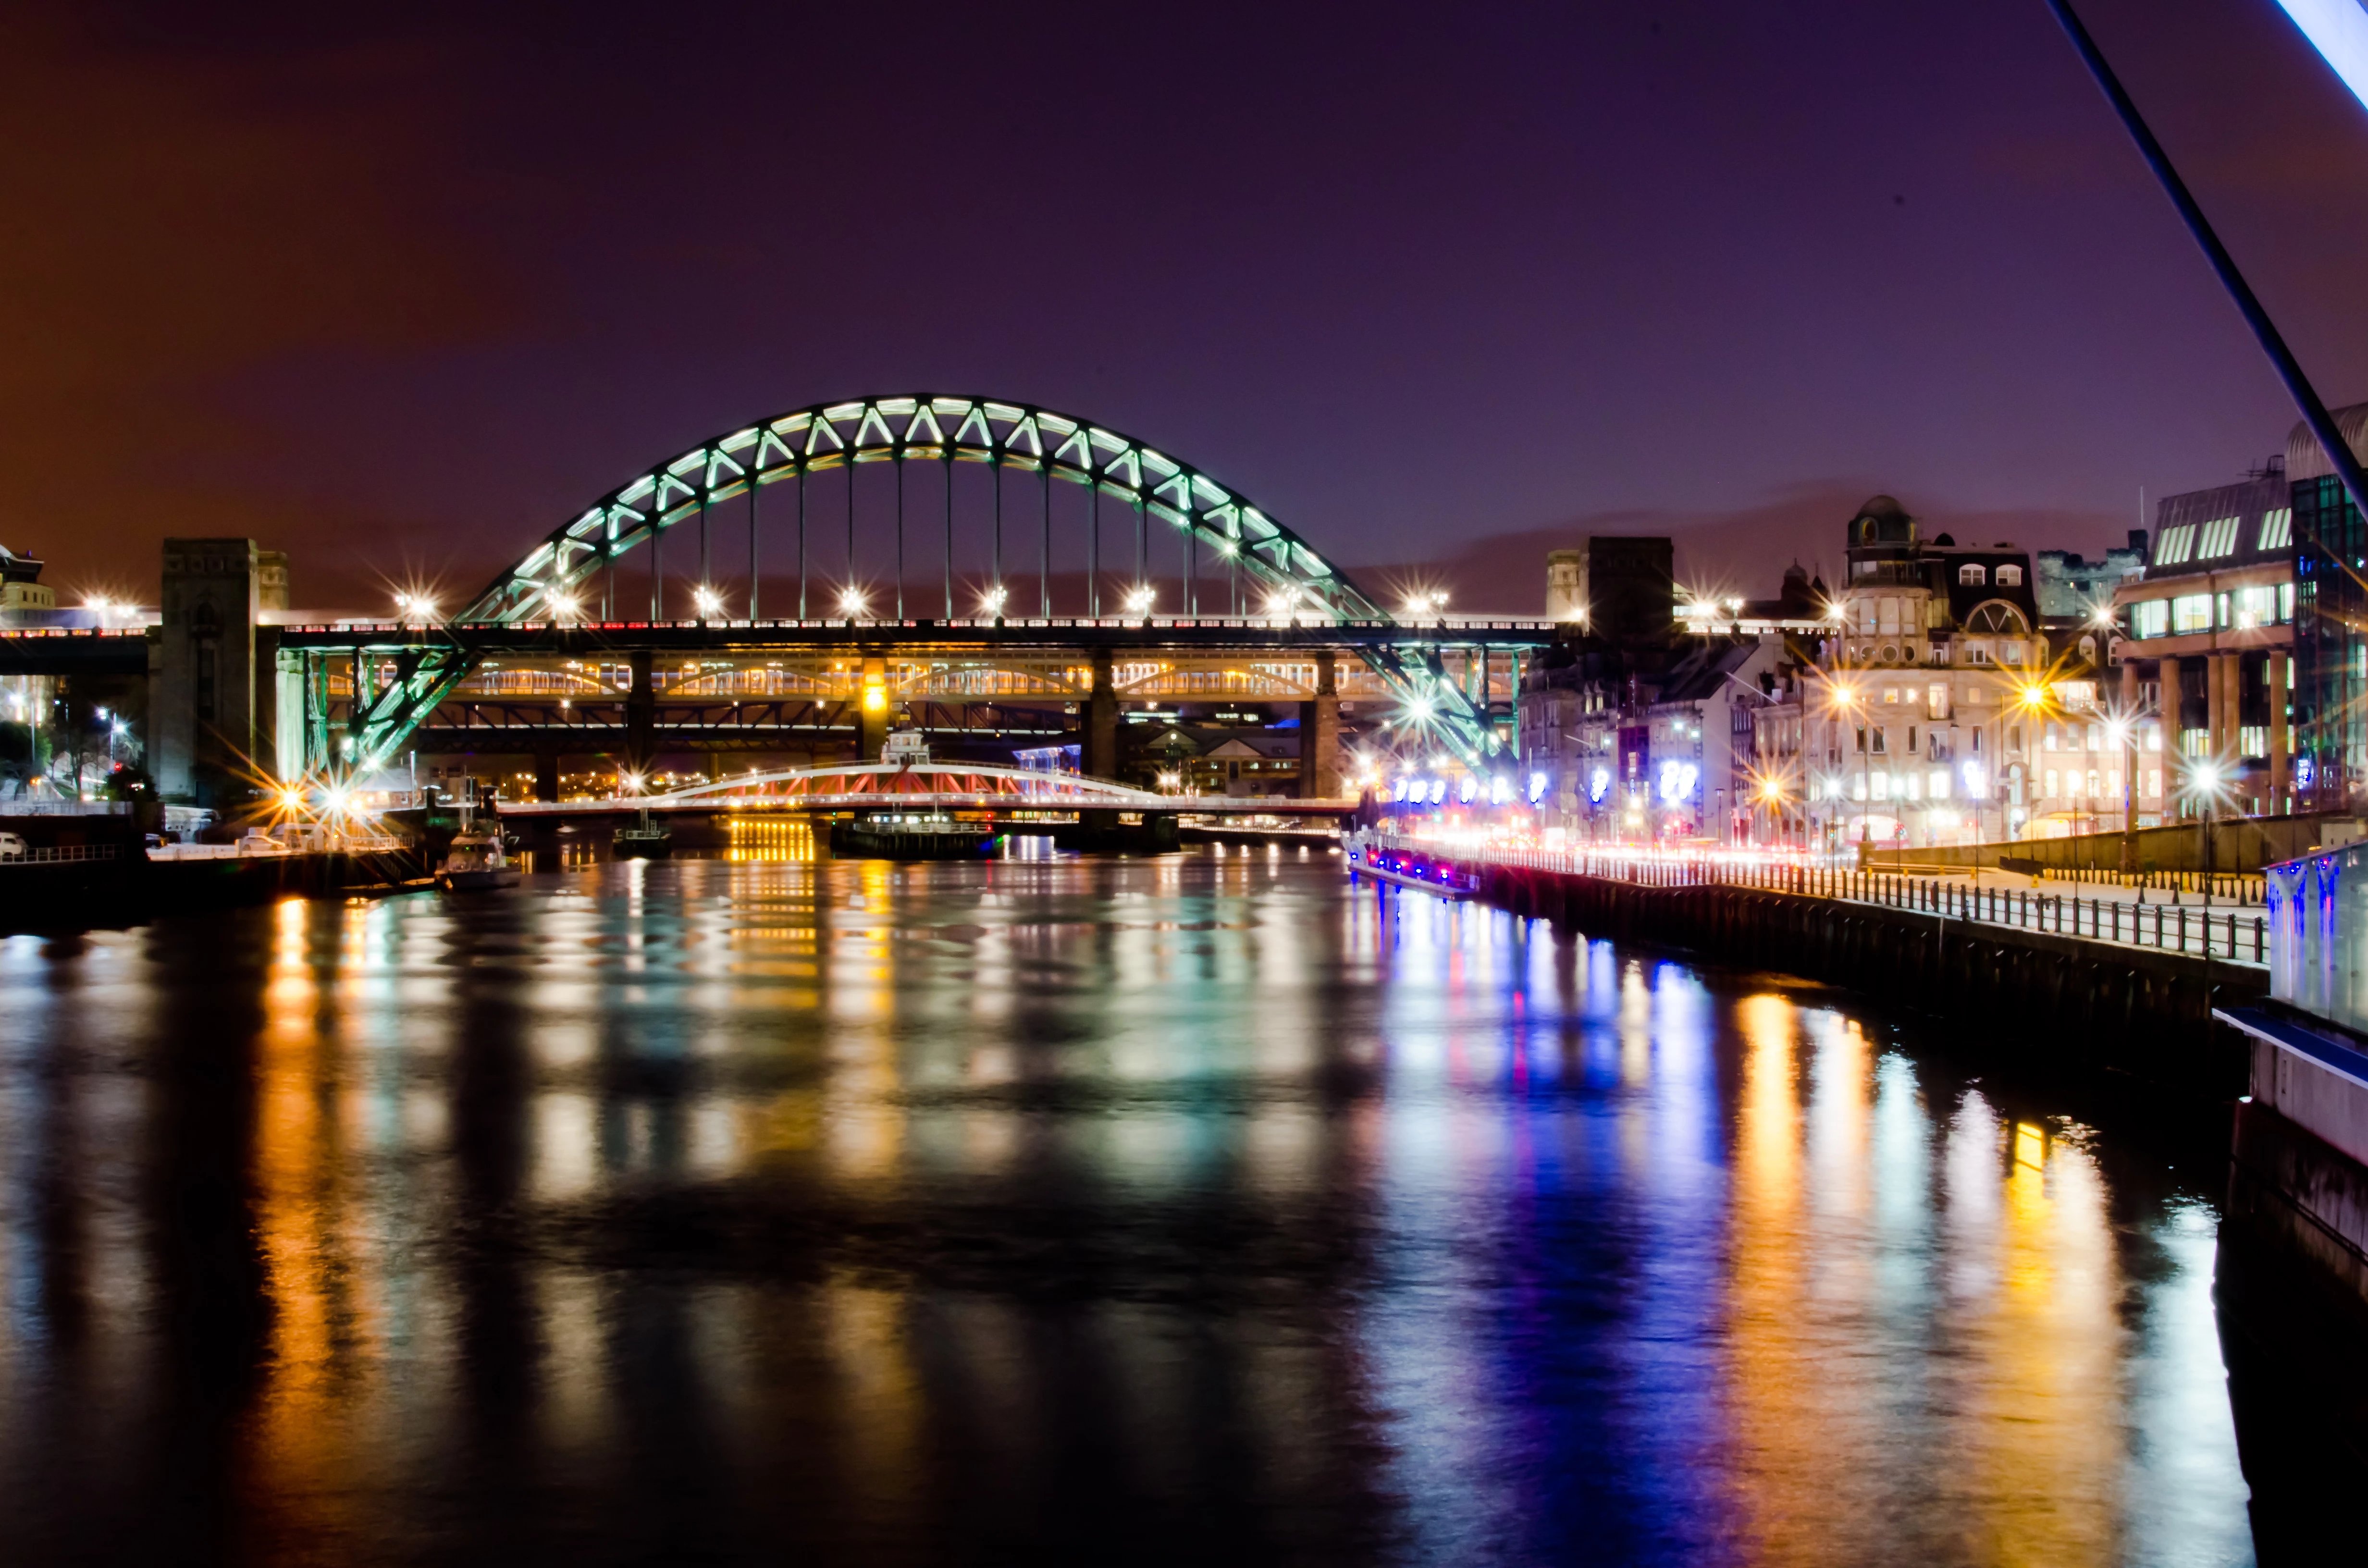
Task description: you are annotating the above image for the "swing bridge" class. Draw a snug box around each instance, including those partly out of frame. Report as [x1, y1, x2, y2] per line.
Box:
[269, 394, 1556, 792]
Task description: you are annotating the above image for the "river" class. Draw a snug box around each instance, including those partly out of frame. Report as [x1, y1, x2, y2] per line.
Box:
[0, 846, 2264, 1565]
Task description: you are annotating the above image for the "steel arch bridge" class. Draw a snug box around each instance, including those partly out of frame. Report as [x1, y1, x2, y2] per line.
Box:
[333, 394, 1492, 780]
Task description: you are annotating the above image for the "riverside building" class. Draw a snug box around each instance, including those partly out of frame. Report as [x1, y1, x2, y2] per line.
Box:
[1764, 495, 2085, 849]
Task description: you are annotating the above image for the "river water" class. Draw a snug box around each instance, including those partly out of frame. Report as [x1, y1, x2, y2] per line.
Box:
[0, 847, 2263, 1565]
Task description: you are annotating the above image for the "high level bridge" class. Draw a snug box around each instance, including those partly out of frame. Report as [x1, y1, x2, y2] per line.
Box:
[269, 394, 1554, 795]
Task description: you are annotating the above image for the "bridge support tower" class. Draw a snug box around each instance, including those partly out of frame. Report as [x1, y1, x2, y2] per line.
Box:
[1303, 650, 1342, 798]
[1084, 649, 1118, 782]
[626, 650, 654, 783]
[857, 654, 890, 760]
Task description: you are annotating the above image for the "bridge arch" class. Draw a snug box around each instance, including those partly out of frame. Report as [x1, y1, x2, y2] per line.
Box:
[334, 394, 1494, 780]
[461, 395, 1383, 626]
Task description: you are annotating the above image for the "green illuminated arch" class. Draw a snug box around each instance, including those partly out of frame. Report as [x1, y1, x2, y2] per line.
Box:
[333, 394, 1493, 778]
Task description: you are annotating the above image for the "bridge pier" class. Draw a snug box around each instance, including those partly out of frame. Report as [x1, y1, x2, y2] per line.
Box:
[534, 753, 559, 802]
[1084, 648, 1119, 781]
[626, 649, 654, 782]
[1302, 650, 1341, 798]
[857, 654, 890, 760]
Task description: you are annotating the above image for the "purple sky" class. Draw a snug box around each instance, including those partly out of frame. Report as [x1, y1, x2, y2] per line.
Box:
[8, 0, 2368, 613]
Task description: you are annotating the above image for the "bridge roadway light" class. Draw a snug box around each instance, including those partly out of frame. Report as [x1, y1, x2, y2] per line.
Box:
[1123, 585, 1156, 616]
[979, 584, 1009, 617]
[693, 585, 726, 618]
[838, 588, 868, 618]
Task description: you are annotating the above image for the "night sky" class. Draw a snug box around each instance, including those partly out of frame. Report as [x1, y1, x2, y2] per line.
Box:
[9, 0, 2368, 613]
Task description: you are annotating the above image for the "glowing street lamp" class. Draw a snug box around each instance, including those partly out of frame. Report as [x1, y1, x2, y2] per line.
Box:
[692, 584, 727, 619]
[979, 584, 1009, 618]
[1122, 585, 1156, 616]
[838, 588, 869, 619]
[395, 592, 438, 626]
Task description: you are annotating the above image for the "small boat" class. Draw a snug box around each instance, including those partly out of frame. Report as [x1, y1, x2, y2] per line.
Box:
[827, 812, 998, 860]
[436, 785, 520, 891]
[614, 808, 672, 859]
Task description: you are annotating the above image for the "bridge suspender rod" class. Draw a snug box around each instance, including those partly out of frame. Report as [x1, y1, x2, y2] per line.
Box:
[1134, 490, 1145, 596]
[650, 513, 662, 620]
[1038, 463, 1050, 618]
[845, 456, 855, 612]
[991, 455, 1003, 602]
[943, 444, 953, 620]
[1088, 469, 1099, 618]
[796, 464, 807, 622]
[895, 455, 905, 621]
[698, 495, 710, 606]
[748, 465, 760, 621]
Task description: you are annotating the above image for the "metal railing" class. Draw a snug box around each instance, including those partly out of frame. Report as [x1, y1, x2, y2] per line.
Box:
[0, 843, 121, 865]
[1365, 833, 2267, 966]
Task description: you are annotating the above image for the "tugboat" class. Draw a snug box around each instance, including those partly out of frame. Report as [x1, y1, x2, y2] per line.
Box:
[613, 805, 672, 859]
[436, 782, 521, 891]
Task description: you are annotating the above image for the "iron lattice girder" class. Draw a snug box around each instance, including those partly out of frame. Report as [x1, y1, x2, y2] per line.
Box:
[327, 395, 1538, 776]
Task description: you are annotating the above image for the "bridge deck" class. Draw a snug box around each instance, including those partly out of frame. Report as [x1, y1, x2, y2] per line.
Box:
[276, 615, 1558, 653]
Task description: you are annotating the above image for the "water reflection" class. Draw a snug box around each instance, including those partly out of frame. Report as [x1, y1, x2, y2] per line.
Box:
[0, 857, 2256, 1564]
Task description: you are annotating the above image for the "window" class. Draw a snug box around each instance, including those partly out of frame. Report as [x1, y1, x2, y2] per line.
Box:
[1959, 564, 1987, 586]
[1929, 768, 1949, 798]
[2044, 721, 2060, 751]
[2144, 721, 2161, 752]
[1927, 682, 1949, 716]
[2146, 769, 2161, 797]
[2009, 724, 2023, 751]
[2001, 640, 2025, 665]
[1880, 644, 1898, 663]
[2155, 524, 2197, 565]
[2132, 600, 2169, 638]
[2170, 593, 2213, 634]
[1995, 564, 2023, 587]
[2046, 769, 2060, 797]
[2197, 515, 2241, 558]
[2259, 508, 2294, 551]
[2232, 584, 2284, 629]
[1964, 603, 2027, 634]
[1881, 687, 1900, 704]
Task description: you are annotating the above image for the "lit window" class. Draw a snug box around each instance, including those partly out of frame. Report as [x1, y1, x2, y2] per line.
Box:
[2259, 509, 2294, 550]
[2196, 516, 2241, 558]
[2170, 594, 2213, 634]
[2046, 769, 2060, 796]
[2154, 524, 2197, 565]
[2132, 600, 2168, 638]
[1958, 564, 1987, 587]
[1995, 564, 2023, 587]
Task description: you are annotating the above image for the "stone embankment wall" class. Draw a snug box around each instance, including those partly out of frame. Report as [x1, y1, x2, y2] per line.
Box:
[1455, 860, 2257, 1093]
